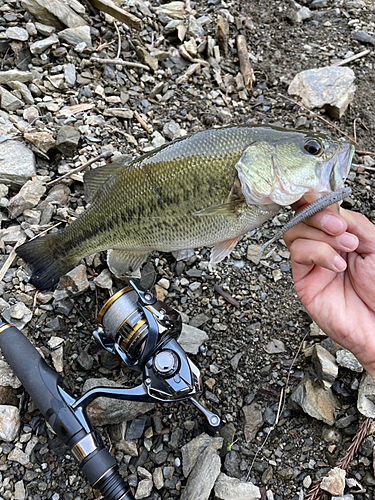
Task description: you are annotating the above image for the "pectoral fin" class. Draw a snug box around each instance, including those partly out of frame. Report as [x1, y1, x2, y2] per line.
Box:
[193, 200, 245, 217]
[107, 249, 149, 279]
[210, 236, 242, 265]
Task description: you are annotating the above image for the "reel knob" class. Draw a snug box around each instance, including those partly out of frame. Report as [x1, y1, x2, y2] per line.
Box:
[153, 350, 178, 377]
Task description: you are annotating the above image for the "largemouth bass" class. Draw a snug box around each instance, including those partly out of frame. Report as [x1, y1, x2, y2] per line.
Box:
[16, 125, 354, 290]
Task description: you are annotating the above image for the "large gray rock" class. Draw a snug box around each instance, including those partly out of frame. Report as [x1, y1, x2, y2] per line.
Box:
[288, 66, 356, 118]
[264, 339, 286, 354]
[21, 0, 87, 29]
[357, 372, 375, 418]
[223, 450, 242, 479]
[24, 131, 55, 155]
[7, 446, 30, 465]
[312, 344, 338, 389]
[155, 2, 186, 19]
[8, 178, 46, 218]
[336, 348, 363, 373]
[153, 467, 163, 490]
[181, 433, 223, 478]
[82, 378, 155, 426]
[288, 6, 312, 23]
[56, 125, 81, 156]
[180, 445, 221, 500]
[0, 226, 26, 245]
[93, 269, 113, 289]
[178, 323, 208, 354]
[5, 27, 29, 41]
[59, 264, 89, 296]
[163, 120, 182, 140]
[58, 25, 92, 47]
[29, 33, 59, 55]
[0, 70, 32, 84]
[0, 86, 24, 111]
[0, 140, 36, 186]
[351, 30, 375, 45]
[309, 322, 327, 338]
[117, 439, 138, 456]
[64, 63, 76, 86]
[13, 480, 26, 500]
[214, 473, 261, 500]
[290, 379, 339, 425]
[2, 303, 33, 331]
[7, 81, 34, 105]
[0, 110, 28, 135]
[135, 46, 159, 72]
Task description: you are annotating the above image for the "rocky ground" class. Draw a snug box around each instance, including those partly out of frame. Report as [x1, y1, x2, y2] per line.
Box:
[0, 0, 375, 499]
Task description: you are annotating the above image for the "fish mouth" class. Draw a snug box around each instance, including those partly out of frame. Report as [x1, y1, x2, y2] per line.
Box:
[304, 142, 355, 203]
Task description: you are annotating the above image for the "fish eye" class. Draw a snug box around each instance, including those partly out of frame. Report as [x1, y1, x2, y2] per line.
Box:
[304, 139, 323, 156]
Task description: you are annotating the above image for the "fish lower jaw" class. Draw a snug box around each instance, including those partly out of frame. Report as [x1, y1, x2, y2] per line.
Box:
[303, 191, 331, 204]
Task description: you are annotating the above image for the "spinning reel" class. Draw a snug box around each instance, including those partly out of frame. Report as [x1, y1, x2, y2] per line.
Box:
[0, 279, 220, 500]
[91, 279, 220, 428]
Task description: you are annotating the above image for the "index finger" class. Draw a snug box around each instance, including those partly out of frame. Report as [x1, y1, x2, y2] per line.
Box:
[290, 199, 348, 236]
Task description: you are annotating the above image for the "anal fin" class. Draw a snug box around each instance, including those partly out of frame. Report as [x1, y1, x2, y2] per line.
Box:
[107, 249, 150, 280]
[210, 236, 242, 265]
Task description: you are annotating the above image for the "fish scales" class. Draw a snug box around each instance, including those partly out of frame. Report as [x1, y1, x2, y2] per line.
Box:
[16, 125, 355, 289]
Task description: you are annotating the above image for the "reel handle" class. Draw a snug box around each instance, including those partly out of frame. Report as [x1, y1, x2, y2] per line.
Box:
[0, 321, 134, 500]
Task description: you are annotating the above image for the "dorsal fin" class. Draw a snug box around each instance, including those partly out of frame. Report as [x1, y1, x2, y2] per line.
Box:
[83, 162, 128, 201]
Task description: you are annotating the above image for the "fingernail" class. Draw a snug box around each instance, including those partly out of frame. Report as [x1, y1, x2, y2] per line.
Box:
[321, 214, 345, 234]
[333, 255, 346, 272]
[337, 233, 358, 250]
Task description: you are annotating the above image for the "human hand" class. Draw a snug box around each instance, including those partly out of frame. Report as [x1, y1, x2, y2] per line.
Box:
[283, 203, 375, 381]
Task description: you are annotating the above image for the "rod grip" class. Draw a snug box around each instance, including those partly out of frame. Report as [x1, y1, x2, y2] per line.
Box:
[0, 322, 135, 499]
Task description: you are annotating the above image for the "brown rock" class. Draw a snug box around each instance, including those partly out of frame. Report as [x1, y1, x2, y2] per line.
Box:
[0, 387, 18, 406]
[135, 46, 159, 72]
[88, 0, 142, 30]
[24, 132, 55, 155]
[320, 467, 346, 496]
[243, 402, 264, 443]
[59, 264, 89, 296]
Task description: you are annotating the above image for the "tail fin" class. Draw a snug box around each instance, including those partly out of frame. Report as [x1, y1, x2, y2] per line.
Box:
[16, 233, 75, 290]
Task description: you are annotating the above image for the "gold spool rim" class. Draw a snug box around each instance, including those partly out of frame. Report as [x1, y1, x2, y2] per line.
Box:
[127, 323, 148, 350]
[0, 323, 12, 333]
[97, 286, 132, 324]
[119, 319, 147, 351]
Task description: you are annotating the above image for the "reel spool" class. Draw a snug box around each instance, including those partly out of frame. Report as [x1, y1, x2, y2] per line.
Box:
[96, 280, 182, 369]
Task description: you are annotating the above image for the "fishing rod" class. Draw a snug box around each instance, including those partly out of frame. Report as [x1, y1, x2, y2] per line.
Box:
[0, 279, 220, 500]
